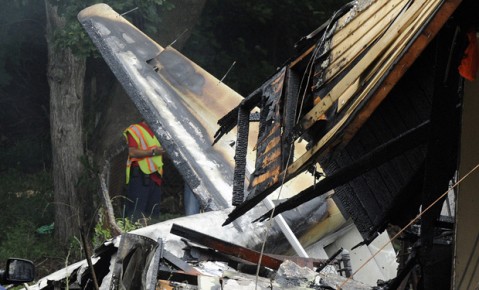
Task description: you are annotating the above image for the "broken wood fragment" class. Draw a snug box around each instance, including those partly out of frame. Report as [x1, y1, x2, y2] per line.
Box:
[170, 223, 284, 270]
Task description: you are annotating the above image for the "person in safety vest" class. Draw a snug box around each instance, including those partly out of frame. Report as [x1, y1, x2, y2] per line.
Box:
[123, 121, 165, 222]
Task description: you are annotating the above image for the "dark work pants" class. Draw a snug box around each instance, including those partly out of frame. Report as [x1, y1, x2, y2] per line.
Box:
[125, 167, 162, 222]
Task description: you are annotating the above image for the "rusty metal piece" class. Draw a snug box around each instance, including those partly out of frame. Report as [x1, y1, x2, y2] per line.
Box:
[170, 224, 284, 270]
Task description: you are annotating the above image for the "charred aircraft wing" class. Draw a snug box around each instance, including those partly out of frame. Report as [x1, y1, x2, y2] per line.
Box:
[78, 4, 244, 210]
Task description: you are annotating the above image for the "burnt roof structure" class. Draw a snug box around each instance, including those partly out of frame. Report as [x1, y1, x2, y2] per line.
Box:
[215, 0, 478, 288]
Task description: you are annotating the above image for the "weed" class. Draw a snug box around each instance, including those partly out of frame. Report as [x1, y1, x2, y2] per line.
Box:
[0, 168, 65, 278]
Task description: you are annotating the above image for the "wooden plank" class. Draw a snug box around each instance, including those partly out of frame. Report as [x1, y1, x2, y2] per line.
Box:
[298, 0, 440, 132]
[170, 224, 284, 270]
[288, 0, 397, 71]
[333, 0, 404, 46]
[337, 78, 360, 111]
[339, 0, 462, 149]
[331, 0, 438, 114]
[322, 0, 410, 85]
[287, 0, 443, 177]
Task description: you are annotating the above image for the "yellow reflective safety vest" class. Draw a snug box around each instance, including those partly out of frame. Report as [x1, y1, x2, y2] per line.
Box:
[123, 123, 164, 184]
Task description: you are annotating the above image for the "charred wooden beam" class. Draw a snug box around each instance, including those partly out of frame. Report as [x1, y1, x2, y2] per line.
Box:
[170, 224, 284, 270]
[246, 68, 286, 198]
[213, 85, 263, 145]
[254, 120, 431, 222]
[232, 105, 251, 205]
[281, 69, 301, 169]
[186, 240, 324, 271]
[315, 247, 344, 274]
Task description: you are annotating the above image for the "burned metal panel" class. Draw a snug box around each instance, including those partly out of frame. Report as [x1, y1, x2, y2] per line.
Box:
[78, 4, 246, 211]
[110, 233, 159, 290]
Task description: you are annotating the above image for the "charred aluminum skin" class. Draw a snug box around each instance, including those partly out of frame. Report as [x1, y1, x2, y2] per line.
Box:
[78, 3, 244, 211]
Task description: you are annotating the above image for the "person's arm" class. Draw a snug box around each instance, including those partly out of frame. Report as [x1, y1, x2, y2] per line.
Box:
[129, 146, 165, 158]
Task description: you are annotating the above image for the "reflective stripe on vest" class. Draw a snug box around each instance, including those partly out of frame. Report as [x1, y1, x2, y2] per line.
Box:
[123, 124, 164, 184]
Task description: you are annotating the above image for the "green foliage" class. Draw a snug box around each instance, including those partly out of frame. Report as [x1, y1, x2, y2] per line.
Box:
[53, 20, 98, 58]
[116, 217, 142, 232]
[0, 169, 53, 232]
[0, 169, 64, 277]
[0, 221, 57, 261]
[46, 0, 173, 58]
[93, 209, 182, 248]
[93, 215, 112, 247]
[93, 209, 142, 247]
[36, 223, 55, 235]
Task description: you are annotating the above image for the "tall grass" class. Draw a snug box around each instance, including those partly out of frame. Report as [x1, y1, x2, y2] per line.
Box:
[0, 137, 65, 278]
